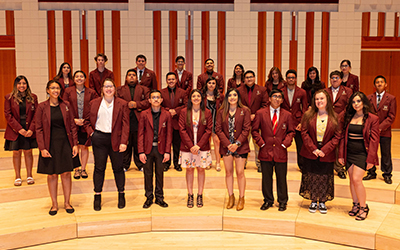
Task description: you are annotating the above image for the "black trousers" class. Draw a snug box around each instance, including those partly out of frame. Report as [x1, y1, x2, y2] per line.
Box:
[294, 130, 304, 170]
[92, 131, 125, 193]
[368, 136, 392, 177]
[164, 129, 181, 169]
[261, 160, 288, 204]
[123, 129, 143, 170]
[144, 146, 164, 200]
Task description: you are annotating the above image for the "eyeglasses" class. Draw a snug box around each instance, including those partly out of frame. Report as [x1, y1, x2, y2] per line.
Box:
[103, 85, 114, 89]
[49, 87, 60, 90]
[340, 65, 349, 68]
[287, 77, 296, 80]
[331, 77, 340, 80]
[245, 76, 254, 79]
[151, 96, 161, 100]
[271, 95, 282, 99]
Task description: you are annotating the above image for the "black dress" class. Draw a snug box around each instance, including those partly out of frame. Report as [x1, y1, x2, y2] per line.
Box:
[206, 99, 217, 133]
[4, 97, 38, 151]
[37, 105, 80, 175]
[346, 124, 367, 170]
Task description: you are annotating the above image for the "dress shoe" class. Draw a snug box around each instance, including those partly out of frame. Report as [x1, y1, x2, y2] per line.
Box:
[155, 199, 169, 208]
[94, 194, 101, 211]
[164, 166, 169, 172]
[143, 198, 153, 209]
[226, 194, 235, 209]
[278, 203, 287, 211]
[338, 172, 346, 179]
[260, 202, 273, 210]
[49, 207, 58, 216]
[118, 193, 126, 209]
[362, 173, 376, 181]
[384, 176, 392, 184]
[236, 196, 245, 211]
[257, 166, 262, 173]
[175, 165, 182, 171]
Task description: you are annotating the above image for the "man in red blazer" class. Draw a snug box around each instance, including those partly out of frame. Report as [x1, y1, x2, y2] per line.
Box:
[135, 54, 158, 90]
[325, 70, 353, 179]
[197, 58, 224, 94]
[238, 70, 268, 172]
[160, 72, 187, 172]
[174, 56, 193, 96]
[281, 70, 308, 171]
[364, 75, 397, 184]
[89, 53, 114, 96]
[252, 89, 295, 211]
[138, 90, 172, 208]
[117, 69, 150, 171]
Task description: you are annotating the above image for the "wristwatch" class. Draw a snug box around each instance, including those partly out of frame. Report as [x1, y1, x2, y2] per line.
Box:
[235, 141, 241, 147]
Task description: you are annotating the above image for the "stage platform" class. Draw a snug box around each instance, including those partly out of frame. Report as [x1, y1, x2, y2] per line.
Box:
[1, 132, 400, 250]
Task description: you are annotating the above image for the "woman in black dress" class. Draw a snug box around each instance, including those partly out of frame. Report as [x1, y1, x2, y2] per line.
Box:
[36, 80, 80, 216]
[4, 76, 38, 186]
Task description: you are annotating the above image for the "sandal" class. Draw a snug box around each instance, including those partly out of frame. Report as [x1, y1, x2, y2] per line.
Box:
[14, 178, 22, 186]
[348, 202, 360, 216]
[81, 169, 88, 179]
[197, 194, 203, 208]
[27, 177, 35, 185]
[356, 205, 369, 221]
[216, 163, 221, 172]
[187, 194, 194, 208]
[73, 169, 81, 179]
[206, 165, 211, 170]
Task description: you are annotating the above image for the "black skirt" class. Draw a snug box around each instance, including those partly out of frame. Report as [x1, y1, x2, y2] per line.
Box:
[77, 126, 88, 146]
[4, 109, 38, 151]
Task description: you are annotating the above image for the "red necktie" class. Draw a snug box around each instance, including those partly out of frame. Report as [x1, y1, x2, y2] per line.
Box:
[272, 109, 277, 134]
[170, 89, 175, 107]
[248, 88, 252, 105]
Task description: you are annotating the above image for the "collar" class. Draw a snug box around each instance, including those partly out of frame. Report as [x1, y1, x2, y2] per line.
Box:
[246, 84, 255, 91]
[376, 91, 385, 97]
[269, 106, 280, 113]
[331, 86, 340, 92]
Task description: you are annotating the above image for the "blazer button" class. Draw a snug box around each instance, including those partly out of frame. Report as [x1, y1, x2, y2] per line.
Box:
[273, 144, 275, 147]
[273, 136, 275, 139]
[234, 130, 236, 132]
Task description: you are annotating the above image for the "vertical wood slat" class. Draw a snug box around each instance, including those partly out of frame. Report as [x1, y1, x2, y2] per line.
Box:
[201, 11, 210, 71]
[362, 12, 371, 37]
[185, 12, 193, 74]
[96, 11, 104, 54]
[47, 11, 57, 80]
[257, 12, 266, 86]
[169, 11, 178, 72]
[305, 12, 314, 79]
[395, 13, 399, 37]
[5, 11, 14, 36]
[153, 11, 162, 89]
[217, 11, 226, 90]
[320, 12, 330, 84]
[80, 11, 89, 77]
[289, 12, 297, 71]
[63, 11, 72, 66]
[274, 12, 282, 69]
[0, 50, 17, 129]
[377, 12, 386, 37]
[112, 11, 121, 87]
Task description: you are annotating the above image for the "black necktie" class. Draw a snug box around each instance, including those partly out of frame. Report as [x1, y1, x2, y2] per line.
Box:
[377, 94, 381, 108]
[139, 70, 143, 82]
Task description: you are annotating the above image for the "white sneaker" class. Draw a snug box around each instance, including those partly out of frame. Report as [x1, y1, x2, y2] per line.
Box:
[319, 202, 327, 214]
[309, 202, 318, 213]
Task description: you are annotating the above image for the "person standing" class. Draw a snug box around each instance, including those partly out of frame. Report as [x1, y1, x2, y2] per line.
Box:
[135, 54, 158, 90]
[174, 56, 193, 96]
[138, 90, 172, 208]
[301, 66, 325, 107]
[364, 75, 397, 184]
[4, 75, 38, 186]
[53, 62, 74, 97]
[340, 60, 359, 93]
[227, 64, 245, 89]
[89, 53, 114, 97]
[265, 67, 286, 95]
[160, 72, 187, 172]
[252, 89, 295, 212]
[197, 58, 225, 94]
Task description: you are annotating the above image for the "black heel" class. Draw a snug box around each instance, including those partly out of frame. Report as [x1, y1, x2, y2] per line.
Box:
[187, 194, 194, 208]
[355, 204, 369, 221]
[348, 202, 360, 216]
[197, 194, 203, 208]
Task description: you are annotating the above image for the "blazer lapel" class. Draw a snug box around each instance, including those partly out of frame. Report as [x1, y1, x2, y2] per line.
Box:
[283, 87, 290, 107]
[112, 99, 119, 130]
[147, 110, 154, 129]
[59, 102, 69, 130]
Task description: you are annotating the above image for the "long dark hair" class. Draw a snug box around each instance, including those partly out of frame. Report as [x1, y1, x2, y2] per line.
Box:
[10, 75, 35, 104]
[343, 92, 373, 130]
[301, 89, 338, 130]
[54, 62, 72, 81]
[186, 89, 205, 127]
[46, 79, 63, 101]
[219, 88, 248, 121]
[267, 67, 284, 83]
[202, 77, 220, 99]
[232, 64, 245, 82]
[303, 66, 323, 90]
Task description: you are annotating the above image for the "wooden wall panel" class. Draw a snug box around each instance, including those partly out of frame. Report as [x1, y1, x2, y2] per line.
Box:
[361, 37, 400, 49]
[0, 50, 16, 129]
[0, 36, 15, 48]
[96, 10, 104, 54]
[305, 12, 314, 78]
[169, 11, 178, 72]
[112, 11, 121, 87]
[63, 11, 72, 66]
[377, 12, 385, 37]
[389, 51, 400, 128]
[362, 12, 370, 37]
[289, 12, 297, 71]
[185, 12, 193, 74]
[274, 12, 282, 69]
[80, 11, 89, 77]
[257, 12, 266, 86]
[5, 11, 15, 36]
[360, 51, 391, 97]
[395, 13, 399, 37]
[153, 11, 162, 89]
[201, 11, 210, 71]
[320, 12, 329, 84]
[217, 11, 226, 88]
[47, 11, 57, 80]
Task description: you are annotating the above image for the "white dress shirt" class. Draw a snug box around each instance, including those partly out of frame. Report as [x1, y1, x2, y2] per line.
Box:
[331, 86, 340, 101]
[95, 98, 114, 133]
[177, 69, 184, 82]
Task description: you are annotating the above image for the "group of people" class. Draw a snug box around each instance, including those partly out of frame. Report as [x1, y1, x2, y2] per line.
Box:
[4, 53, 396, 221]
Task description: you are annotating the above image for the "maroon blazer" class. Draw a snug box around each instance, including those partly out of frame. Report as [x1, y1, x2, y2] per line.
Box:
[301, 81, 326, 107]
[36, 99, 78, 151]
[265, 80, 286, 95]
[215, 107, 251, 155]
[339, 114, 380, 165]
[227, 78, 244, 89]
[367, 92, 397, 137]
[325, 86, 353, 115]
[135, 67, 158, 90]
[281, 86, 308, 127]
[160, 87, 187, 130]
[300, 115, 341, 162]
[197, 71, 225, 94]
[174, 69, 193, 95]
[343, 73, 359, 93]
[179, 108, 213, 152]
[252, 107, 295, 162]
[4, 94, 38, 141]
[138, 108, 173, 155]
[84, 97, 130, 152]
[237, 84, 268, 114]
[54, 77, 74, 98]
[117, 84, 150, 122]
[89, 68, 114, 96]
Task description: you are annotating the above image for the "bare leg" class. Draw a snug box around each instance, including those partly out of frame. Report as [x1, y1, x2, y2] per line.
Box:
[223, 155, 234, 195]
[47, 174, 59, 210]
[23, 149, 33, 178]
[212, 133, 221, 166]
[347, 166, 359, 203]
[186, 168, 194, 195]
[60, 172, 73, 209]
[197, 168, 206, 195]
[12, 150, 22, 179]
[235, 157, 246, 197]
[350, 165, 367, 207]
[79, 145, 89, 171]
